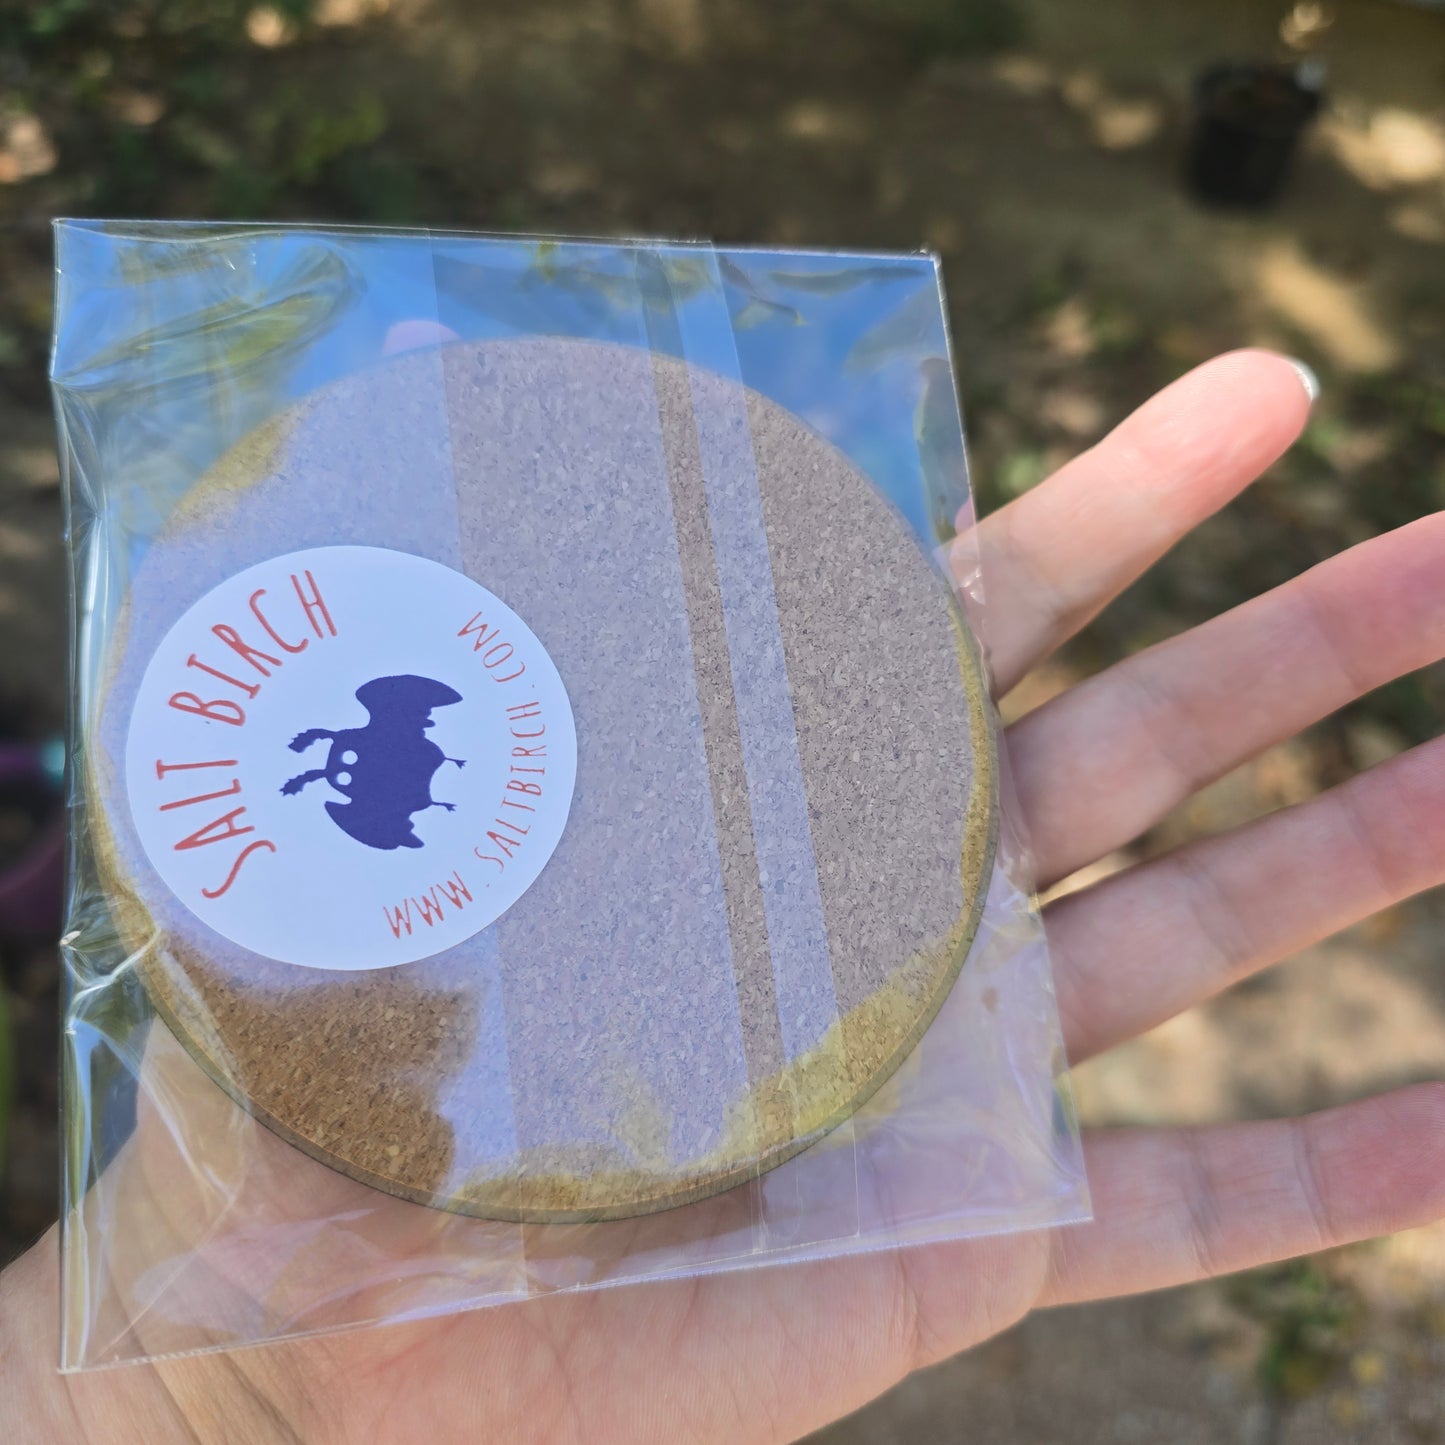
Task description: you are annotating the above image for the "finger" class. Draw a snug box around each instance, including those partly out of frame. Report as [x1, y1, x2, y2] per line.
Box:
[1041, 1083, 1445, 1307]
[1009, 508, 1445, 885]
[1049, 735, 1445, 1063]
[967, 349, 1313, 696]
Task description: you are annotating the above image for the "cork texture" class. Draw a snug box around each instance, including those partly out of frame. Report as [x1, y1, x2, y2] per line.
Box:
[91, 336, 996, 1221]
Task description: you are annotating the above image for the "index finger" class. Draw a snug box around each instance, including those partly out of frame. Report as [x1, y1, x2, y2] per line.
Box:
[965, 349, 1315, 697]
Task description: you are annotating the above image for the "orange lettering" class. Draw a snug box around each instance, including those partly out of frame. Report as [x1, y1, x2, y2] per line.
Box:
[459, 613, 499, 651]
[169, 693, 246, 726]
[249, 589, 307, 654]
[155, 758, 237, 779]
[187, 655, 259, 698]
[438, 872, 472, 907]
[201, 839, 276, 899]
[159, 778, 241, 812]
[292, 570, 336, 638]
[414, 889, 446, 926]
[211, 624, 281, 678]
[174, 807, 253, 851]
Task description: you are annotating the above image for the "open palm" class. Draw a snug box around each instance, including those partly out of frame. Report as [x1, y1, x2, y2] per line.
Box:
[8, 350, 1444, 1444]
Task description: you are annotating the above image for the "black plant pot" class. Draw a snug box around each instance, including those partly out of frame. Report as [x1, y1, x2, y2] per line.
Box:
[1186, 62, 1323, 209]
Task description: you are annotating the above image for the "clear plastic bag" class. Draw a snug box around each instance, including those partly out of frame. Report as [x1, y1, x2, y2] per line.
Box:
[51, 222, 1089, 1369]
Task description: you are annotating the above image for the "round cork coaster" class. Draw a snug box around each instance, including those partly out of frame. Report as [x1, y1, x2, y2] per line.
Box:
[93, 337, 997, 1222]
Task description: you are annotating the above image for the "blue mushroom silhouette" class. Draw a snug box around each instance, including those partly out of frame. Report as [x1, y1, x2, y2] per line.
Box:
[280, 674, 466, 850]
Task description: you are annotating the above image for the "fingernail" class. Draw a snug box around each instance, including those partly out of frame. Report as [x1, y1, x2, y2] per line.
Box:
[1287, 357, 1320, 407]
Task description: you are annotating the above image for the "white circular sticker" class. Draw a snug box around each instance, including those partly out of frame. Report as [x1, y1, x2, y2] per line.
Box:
[125, 546, 577, 970]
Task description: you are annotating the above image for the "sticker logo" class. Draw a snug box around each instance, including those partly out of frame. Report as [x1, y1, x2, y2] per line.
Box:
[281, 674, 467, 850]
[124, 546, 577, 971]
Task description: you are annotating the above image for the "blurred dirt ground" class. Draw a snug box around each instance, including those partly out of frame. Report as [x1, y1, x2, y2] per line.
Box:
[2, 0, 1444, 1440]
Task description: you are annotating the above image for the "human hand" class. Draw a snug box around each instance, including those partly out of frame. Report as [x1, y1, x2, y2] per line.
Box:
[6, 350, 1443, 1443]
